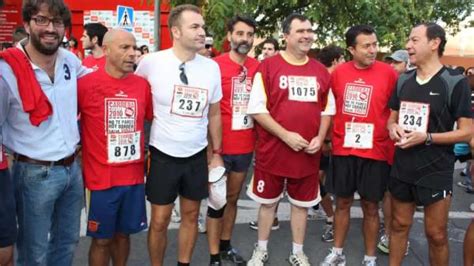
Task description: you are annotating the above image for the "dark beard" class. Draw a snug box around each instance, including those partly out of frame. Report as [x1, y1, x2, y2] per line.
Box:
[29, 32, 61, 55]
[231, 41, 251, 55]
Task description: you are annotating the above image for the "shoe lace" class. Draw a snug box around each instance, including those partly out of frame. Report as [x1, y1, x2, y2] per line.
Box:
[291, 253, 309, 265]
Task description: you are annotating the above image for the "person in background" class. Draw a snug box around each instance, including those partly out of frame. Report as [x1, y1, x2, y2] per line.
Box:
[68, 36, 83, 60]
[81, 23, 108, 70]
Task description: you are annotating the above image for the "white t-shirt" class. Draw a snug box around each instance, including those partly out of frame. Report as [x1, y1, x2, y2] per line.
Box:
[135, 49, 222, 157]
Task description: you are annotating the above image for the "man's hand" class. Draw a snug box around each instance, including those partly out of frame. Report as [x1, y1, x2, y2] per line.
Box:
[282, 131, 309, 152]
[208, 153, 224, 169]
[395, 131, 428, 149]
[388, 123, 405, 142]
[305, 136, 323, 154]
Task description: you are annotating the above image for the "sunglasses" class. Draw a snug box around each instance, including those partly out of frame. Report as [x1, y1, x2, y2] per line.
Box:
[239, 65, 247, 83]
[179, 63, 188, 85]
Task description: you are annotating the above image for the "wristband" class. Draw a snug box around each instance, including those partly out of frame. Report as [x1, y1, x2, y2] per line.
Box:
[425, 133, 432, 146]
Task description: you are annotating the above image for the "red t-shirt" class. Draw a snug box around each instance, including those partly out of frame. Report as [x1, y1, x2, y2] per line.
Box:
[254, 54, 330, 178]
[82, 55, 106, 70]
[214, 53, 259, 154]
[78, 68, 153, 190]
[0, 146, 7, 170]
[331, 61, 397, 163]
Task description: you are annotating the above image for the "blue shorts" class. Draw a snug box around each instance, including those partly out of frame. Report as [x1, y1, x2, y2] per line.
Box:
[87, 184, 147, 239]
[223, 153, 253, 173]
[0, 168, 17, 247]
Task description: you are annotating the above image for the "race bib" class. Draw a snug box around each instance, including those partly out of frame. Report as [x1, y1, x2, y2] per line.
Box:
[231, 77, 253, 130]
[288, 76, 318, 102]
[343, 83, 373, 117]
[107, 132, 141, 163]
[105, 98, 140, 163]
[398, 101, 430, 133]
[171, 85, 208, 118]
[343, 122, 374, 149]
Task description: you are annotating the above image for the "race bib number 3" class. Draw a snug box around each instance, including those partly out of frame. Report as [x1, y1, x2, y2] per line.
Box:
[171, 85, 208, 118]
[287, 76, 318, 102]
[231, 77, 253, 130]
[398, 101, 430, 133]
[107, 132, 141, 163]
[343, 83, 373, 117]
[343, 122, 374, 149]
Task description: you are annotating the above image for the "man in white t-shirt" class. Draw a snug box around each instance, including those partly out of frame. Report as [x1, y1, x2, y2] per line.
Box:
[135, 4, 223, 266]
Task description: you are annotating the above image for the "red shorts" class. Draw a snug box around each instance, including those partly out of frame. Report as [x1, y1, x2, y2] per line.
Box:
[246, 168, 320, 207]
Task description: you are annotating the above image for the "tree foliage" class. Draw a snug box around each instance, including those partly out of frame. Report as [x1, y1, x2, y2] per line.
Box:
[165, 0, 472, 50]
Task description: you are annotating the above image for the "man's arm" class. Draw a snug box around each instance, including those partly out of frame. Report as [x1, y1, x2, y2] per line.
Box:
[207, 102, 224, 168]
[387, 110, 405, 142]
[0, 78, 10, 164]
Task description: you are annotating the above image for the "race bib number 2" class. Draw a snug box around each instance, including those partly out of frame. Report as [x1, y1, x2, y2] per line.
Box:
[398, 101, 430, 133]
[343, 122, 374, 149]
[171, 85, 208, 118]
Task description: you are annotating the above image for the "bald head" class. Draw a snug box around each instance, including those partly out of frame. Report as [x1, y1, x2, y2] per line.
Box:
[103, 28, 137, 77]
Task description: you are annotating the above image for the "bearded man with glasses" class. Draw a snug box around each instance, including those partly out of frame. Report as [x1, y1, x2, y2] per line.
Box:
[0, 0, 90, 265]
[135, 4, 223, 266]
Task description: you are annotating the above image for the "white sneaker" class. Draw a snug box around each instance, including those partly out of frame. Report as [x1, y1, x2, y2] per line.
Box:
[247, 244, 268, 266]
[308, 208, 327, 220]
[353, 192, 361, 200]
[171, 207, 181, 223]
[320, 249, 346, 266]
[198, 213, 206, 233]
[289, 252, 310, 266]
[362, 259, 376, 266]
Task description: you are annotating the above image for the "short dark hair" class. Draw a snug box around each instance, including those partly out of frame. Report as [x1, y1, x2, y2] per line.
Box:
[261, 38, 279, 51]
[226, 15, 256, 33]
[22, 0, 71, 28]
[168, 4, 201, 29]
[13, 27, 28, 43]
[345, 25, 375, 48]
[282, 13, 310, 34]
[84, 23, 108, 47]
[316, 45, 345, 67]
[415, 22, 446, 57]
[69, 36, 78, 48]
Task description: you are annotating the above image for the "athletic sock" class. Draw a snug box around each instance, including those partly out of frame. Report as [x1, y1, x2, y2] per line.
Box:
[326, 216, 334, 223]
[219, 239, 231, 252]
[292, 242, 303, 254]
[333, 247, 343, 255]
[257, 240, 268, 251]
[210, 253, 221, 264]
[364, 255, 376, 261]
[177, 262, 190, 266]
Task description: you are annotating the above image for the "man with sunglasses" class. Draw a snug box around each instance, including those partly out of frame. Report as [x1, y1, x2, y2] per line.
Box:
[0, 0, 90, 265]
[206, 15, 259, 265]
[135, 4, 223, 266]
[246, 13, 331, 265]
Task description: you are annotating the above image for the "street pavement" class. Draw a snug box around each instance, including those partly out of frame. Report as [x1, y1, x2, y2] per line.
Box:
[73, 165, 474, 266]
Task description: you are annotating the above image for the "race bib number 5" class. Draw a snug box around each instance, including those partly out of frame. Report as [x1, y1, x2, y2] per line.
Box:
[171, 85, 208, 118]
[231, 77, 253, 130]
[398, 101, 430, 133]
[343, 122, 374, 149]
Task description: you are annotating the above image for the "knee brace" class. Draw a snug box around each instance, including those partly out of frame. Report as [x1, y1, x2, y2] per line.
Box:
[207, 204, 226, 218]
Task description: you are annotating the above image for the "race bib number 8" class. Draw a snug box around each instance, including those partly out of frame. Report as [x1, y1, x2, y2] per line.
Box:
[108, 132, 141, 163]
[343, 122, 374, 149]
[287, 76, 318, 102]
[171, 85, 208, 118]
[398, 101, 430, 133]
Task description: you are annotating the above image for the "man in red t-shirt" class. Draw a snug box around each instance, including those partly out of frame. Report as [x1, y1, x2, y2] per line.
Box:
[0, 145, 16, 266]
[206, 15, 259, 265]
[81, 23, 108, 70]
[78, 29, 152, 266]
[320, 25, 398, 266]
[246, 14, 331, 265]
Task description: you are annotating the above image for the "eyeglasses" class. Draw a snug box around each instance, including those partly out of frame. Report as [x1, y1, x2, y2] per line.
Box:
[31, 15, 65, 28]
[239, 65, 247, 83]
[205, 44, 212, 49]
[179, 63, 188, 85]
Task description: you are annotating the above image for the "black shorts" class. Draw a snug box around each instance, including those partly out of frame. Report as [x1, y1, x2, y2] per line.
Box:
[0, 168, 17, 247]
[223, 153, 253, 173]
[146, 146, 208, 205]
[320, 154, 330, 172]
[330, 155, 390, 202]
[389, 176, 452, 206]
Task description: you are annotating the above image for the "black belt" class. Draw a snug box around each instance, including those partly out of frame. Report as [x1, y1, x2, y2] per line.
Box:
[15, 151, 78, 166]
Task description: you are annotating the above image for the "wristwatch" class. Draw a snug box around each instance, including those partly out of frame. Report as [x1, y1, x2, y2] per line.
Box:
[425, 133, 433, 146]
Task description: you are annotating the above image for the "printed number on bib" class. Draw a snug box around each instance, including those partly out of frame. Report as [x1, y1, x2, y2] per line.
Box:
[108, 132, 141, 163]
[231, 77, 253, 130]
[398, 101, 430, 133]
[171, 85, 208, 118]
[343, 122, 374, 149]
[287, 76, 318, 102]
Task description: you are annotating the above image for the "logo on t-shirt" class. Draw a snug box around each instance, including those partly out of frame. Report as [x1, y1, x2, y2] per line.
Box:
[342, 83, 373, 117]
